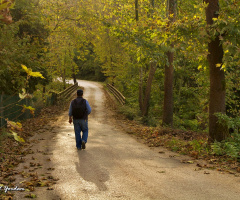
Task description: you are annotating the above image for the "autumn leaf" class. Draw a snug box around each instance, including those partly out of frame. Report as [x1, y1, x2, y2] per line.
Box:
[25, 194, 37, 198]
[29, 71, 45, 79]
[21, 64, 45, 79]
[7, 120, 22, 131]
[10, 131, 25, 143]
[21, 105, 35, 116]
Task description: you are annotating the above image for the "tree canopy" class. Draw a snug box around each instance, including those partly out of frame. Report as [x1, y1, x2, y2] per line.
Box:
[1, 0, 240, 142]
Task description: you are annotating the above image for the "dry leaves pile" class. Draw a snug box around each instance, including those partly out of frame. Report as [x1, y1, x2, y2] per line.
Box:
[119, 118, 240, 176]
[0, 104, 66, 199]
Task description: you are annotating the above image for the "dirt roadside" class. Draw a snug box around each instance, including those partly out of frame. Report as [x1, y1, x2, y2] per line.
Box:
[1, 80, 240, 200]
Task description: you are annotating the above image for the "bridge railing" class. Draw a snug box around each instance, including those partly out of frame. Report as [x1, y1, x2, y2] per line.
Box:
[51, 82, 78, 105]
[107, 84, 125, 105]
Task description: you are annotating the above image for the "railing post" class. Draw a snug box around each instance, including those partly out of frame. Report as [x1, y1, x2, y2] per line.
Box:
[51, 92, 58, 105]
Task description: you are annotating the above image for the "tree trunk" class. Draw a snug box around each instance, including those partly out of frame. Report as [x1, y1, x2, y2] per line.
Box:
[63, 68, 66, 90]
[138, 0, 158, 117]
[162, 0, 176, 127]
[72, 66, 77, 84]
[63, 51, 66, 90]
[139, 67, 144, 113]
[135, 0, 139, 21]
[204, 0, 228, 142]
[162, 50, 174, 126]
[42, 85, 46, 99]
[135, 0, 144, 113]
[142, 62, 157, 116]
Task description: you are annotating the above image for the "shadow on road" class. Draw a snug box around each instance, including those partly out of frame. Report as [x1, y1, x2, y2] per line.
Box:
[75, 150, 110, 191]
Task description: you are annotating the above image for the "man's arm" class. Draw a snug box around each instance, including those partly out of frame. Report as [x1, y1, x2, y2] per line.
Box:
[86, 100, 91, 115]
[68, 102, 73, 124]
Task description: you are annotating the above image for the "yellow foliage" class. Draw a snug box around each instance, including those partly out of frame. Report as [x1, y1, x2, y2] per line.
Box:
[21, 105, 35, 116]
[21, 64, 45, 79]
[11, 131, 25, 143]
[7, 120, 22, 131]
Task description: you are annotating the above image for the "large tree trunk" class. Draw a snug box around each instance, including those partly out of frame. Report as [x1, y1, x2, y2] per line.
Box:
[162, 0, 176, 127]
[204, 0, 228, 142]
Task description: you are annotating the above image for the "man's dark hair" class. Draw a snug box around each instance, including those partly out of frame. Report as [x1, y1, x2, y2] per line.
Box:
[77, 89, 83, 96]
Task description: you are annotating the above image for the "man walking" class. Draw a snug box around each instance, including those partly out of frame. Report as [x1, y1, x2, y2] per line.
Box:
[69, 89, 91, 150]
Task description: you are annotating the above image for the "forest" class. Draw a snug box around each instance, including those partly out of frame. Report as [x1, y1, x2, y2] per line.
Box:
[0, 0, 240, 159]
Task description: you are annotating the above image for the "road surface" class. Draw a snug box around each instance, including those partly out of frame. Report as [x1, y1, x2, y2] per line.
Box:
[13, 80, 240, 200]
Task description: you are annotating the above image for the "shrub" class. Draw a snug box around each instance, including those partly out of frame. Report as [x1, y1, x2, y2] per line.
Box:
[211, 133, 240, 159]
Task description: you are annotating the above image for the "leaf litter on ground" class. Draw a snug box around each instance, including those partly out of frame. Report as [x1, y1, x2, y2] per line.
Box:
[0, 103, 66, 199]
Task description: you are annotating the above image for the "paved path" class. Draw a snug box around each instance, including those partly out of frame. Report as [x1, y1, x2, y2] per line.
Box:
[14, 80, 240, 200]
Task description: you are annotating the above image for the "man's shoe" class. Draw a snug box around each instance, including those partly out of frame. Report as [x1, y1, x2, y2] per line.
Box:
[77, 147, 81, 150]
[82, 141, 86, 149]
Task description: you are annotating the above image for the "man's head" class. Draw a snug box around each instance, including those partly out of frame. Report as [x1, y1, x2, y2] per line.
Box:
[77, 89, 83, 97]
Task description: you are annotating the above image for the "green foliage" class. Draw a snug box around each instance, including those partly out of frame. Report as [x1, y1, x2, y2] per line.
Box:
[118, 105, 139, 121]
[211, 135, 240, 159]
[1, 0, 240, 143]
[189, 139, 208, 153]
[167, 138, 185, 152]
[74, 43, 105, 81]
[211, 113, 240, 159]
[215, 113, 240, 134]
[0, 0, 50, 95]
[173, 116, 201, 132]
[211, 141, 224, 156]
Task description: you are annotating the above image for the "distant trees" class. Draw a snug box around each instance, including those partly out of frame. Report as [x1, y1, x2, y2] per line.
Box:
[1, 0, 240, 142]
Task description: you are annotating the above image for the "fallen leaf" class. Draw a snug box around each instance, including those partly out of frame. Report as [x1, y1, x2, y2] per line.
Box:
[181, 160, 194, 164]
[25, 193, 37, 198]
[10, 131, 25, 143]
[157, 171, 166, 173]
